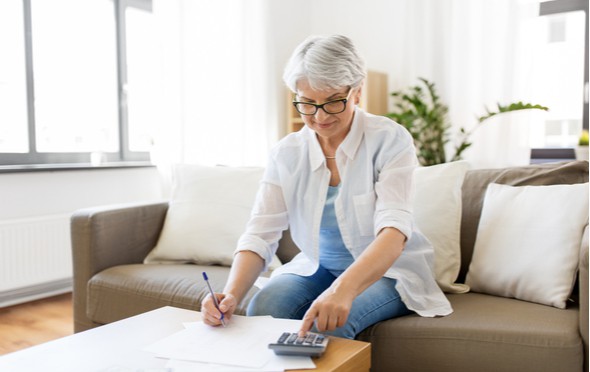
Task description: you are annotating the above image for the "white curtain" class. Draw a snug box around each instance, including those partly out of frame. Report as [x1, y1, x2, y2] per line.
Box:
[152, 0, 275, 170]
[393, 0, 541, 167]
[150, 0, 543, 174]
[446, 0, 542, 168]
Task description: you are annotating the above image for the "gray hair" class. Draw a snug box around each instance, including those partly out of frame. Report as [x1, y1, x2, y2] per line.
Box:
[283, 35, 366, 92]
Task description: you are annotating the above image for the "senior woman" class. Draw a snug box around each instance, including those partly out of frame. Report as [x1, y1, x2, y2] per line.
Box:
[202, 34, 452, 339]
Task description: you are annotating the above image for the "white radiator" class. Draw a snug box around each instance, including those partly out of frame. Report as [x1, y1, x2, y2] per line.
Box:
[0, 214, 72, 307]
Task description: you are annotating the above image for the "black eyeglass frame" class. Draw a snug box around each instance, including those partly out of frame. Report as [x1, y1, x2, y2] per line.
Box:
[292, 88, 353, 116]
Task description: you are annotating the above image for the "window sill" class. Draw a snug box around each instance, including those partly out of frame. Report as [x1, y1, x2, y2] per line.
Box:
[530, 147, 576, 163]
[0, 161, 155, 174]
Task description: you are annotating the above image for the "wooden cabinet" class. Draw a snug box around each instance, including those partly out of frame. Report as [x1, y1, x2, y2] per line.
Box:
[286, 70, 389, 134]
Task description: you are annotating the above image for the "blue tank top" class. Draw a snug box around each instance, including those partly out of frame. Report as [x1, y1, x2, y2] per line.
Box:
[319, 185, 354, 271]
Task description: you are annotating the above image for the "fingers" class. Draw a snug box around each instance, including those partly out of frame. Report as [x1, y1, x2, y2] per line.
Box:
[218, 293, 235, 314]
[299, 300, 350, 336]
[298, 309, 317, 337]
[313, 311, 342, 333]
[202, 293, 230, 326]
[217, 294, 236, 326]
[202, 310, 224, 326]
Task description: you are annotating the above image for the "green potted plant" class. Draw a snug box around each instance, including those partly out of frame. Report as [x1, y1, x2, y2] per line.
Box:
[387, 78, 449, 166]
[388, 78, 548, 166]
[575, 129, 589, 161]
[452, 101, 549, 163]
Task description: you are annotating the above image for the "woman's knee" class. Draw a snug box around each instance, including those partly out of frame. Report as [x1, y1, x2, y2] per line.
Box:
[246, 277, 312, 319]
[247, 288, 284, 317]
[247, 291, 310, 319]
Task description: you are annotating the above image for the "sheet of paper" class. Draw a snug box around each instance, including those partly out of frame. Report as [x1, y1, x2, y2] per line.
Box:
[144, 315, 313, 370]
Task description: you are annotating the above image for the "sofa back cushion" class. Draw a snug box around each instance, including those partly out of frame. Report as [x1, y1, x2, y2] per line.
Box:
[276, 229, 300, 264]
[144, 164, 283, 269]
[458, 160, 589, 283]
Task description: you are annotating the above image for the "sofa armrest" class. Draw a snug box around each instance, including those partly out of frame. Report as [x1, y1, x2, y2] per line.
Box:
[580, 224, 588, 372]
[71, 201, 169, 332]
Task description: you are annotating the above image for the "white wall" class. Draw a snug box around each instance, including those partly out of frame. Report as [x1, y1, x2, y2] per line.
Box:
[1, 0, 536, 230]
[0, 0, 442, 222]
[1, 0, 314, 223]
[306, 0, 454, 108]
[309, 0, 406, 84]
[259, 0, 459, 137]
[264, 0, 313, 139]
[0, 166, 163, 305]
[261, 0, 411, 135]
[0, 167, 163, 221]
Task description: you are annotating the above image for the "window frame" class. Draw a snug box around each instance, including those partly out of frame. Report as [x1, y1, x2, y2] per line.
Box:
[532, 0, 589, 161]
[0, 0, 152, 167]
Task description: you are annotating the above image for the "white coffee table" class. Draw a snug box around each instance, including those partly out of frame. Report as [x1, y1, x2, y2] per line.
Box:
[0, 306, 370, 372]
[0, 306, 193, 371]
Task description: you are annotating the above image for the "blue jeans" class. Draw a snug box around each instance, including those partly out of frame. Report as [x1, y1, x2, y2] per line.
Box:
[247, 265, 412, 339]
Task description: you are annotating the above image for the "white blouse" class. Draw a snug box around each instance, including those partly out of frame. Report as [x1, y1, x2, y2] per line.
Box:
[236, 107, 452, 317]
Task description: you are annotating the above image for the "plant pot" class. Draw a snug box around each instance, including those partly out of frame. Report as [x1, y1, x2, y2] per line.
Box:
[575, 146, 589, 161]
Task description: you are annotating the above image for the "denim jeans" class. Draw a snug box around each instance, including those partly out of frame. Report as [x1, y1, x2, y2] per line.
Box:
[247, 265, 412, 339]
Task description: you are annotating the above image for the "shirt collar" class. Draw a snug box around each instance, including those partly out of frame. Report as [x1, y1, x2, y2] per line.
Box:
[341, 107, 364, 160]
[306, 107, 365, 171]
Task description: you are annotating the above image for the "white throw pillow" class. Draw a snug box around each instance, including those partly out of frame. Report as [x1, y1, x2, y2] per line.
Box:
[413, 161, 470, 293]
[466, 182, 589, 308]
[144, 164, 280, 269]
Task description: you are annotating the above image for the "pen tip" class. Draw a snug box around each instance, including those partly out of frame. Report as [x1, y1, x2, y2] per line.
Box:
[202, 272, 208, 280]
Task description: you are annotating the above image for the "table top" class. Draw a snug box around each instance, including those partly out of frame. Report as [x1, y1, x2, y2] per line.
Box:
[0, 306, 370, 372]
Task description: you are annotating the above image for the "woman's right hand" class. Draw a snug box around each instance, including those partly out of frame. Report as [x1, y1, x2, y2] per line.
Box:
[201, 250, 266, 327]
[202, 292, 237, 327]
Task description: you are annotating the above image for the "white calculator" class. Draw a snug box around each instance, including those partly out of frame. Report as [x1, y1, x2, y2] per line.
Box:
[268, 332, 329, 357]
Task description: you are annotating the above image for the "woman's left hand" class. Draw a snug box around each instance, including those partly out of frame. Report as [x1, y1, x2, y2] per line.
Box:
[298, 288, 355, 336]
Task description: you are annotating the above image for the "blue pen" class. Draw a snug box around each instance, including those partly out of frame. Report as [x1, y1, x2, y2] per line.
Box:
[202, 272, 226, 327]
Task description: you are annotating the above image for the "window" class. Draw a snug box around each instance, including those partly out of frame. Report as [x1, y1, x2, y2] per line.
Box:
[0, 1, 28, 154]
[0, 0, 154, 167]
[124, 4, 159, 153]
[531, 0, 588, 153]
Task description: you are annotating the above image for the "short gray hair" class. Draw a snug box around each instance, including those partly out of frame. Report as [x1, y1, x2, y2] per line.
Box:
[283, 35, 366, 92]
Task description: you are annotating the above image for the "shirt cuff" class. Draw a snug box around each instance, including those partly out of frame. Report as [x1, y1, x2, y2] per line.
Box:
[235, 234, 277, 272]
[375, 208, 413, 241]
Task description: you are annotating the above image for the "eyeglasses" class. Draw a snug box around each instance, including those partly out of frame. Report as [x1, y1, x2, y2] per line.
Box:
[292, 88, 352, 116]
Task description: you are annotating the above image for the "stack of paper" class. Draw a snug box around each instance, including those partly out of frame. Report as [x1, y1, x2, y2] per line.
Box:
[143, 314, 316, 371]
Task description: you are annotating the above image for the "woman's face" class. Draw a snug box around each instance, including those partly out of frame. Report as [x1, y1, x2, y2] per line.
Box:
[295, 80, 361, 142]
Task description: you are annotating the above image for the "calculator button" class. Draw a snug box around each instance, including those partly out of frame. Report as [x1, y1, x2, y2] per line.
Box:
[277, 332, 290, 343]
[304, 334, 316, 344]
[269, 331, 329, 357]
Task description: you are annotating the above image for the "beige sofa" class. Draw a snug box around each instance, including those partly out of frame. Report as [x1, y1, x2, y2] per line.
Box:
[71, 161, 588, 372]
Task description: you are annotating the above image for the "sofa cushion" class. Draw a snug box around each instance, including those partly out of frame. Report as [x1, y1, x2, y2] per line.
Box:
[413, 160, 470, 293]
[87, 264, 258, 325]
[466, 182, 588, 308]
[357, 293, 583, 372]
[144, 164, 280, 269]
[459, 160, 589, 282]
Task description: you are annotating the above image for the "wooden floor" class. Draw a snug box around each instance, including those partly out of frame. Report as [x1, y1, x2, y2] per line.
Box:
[0, 293, 73, 356]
